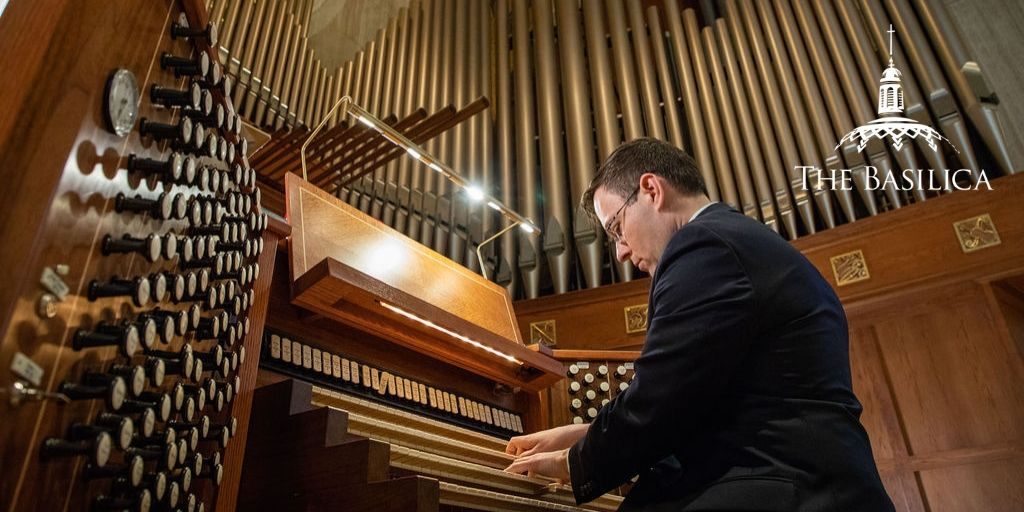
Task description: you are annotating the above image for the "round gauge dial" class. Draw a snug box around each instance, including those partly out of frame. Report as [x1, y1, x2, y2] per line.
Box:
[103, 68, 140, 137]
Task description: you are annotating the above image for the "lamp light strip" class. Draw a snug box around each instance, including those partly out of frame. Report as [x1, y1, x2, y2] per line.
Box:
[342, 101, 538, 234]
[379, 301, 522, 364]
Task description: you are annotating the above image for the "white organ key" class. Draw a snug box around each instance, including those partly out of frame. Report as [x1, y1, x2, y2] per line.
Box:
[270, 334, 281, 359]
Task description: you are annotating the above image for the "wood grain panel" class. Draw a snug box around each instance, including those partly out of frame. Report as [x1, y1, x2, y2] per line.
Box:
[917, 457, 1024, 511]
[873, 283, 1024, 455]
[286, 173, 522, 344]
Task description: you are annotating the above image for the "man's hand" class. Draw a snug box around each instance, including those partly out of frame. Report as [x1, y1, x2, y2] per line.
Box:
[504, 447, 571, 482]
[505, 423, 588, 457]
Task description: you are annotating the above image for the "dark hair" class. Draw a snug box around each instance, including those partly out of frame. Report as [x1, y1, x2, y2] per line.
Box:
[581, 138, 707, 223]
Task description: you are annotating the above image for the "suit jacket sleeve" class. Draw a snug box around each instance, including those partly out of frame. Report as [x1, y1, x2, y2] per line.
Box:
[568, 224, 757, 503]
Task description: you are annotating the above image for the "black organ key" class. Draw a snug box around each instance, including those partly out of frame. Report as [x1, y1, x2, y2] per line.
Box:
[139, 117, 192, 143]
[110, 360, 161, 390]
[126, 152, 189, 183]
[85, 366, 145, 398]
[160, 272, 188, 304]
[83, 454, 145, 489]
[173, 466, 193, 494]
[205, 59, 224, 87]
[59, 376, 127, 411]
[182, 451, 204, 478]
[171, 19, 218, 46]
[122, 393, 173, 423]
[197, 88, 214, 116]
[150, 82, 201, 109]
[69, 416, 134, 451]
[168, 381, 188, 411]
[202, 451, 221, 470]
[73, 322, 141, 357]
[221, 136, 232, 162]
[123, 407, 158, 439]
[205, 417, 235, 448]
[165, 481, 182, 509]
[200, 132, 218, 161]
[172, 122, 206, 155]
[115, 192, 188, 221]
[150, 345, 195, 380]
[136, 312, 175, 344]
[128, 316, 160, 351]
[174, 437, 190, 468]
[182, 102, 223, 130]
[192, 344, 223, 367]
[213, 375, 239, 404]
[160, 51, 209, 78]
[169, 414, 211, 439]
[133, 425, 175, 451]
[146, 308, 189, 337]
[181, 383, 207, 412]
[102, 233, 162, 262]
[141, 471, 168, 503]
[41, 431, 113, 467]
[179, 396, 198, 423]
[144, 272, 169, 303]
[175, 426, 201, 455]
[126, 442, 178, 472]
[196, 463, 223, 487]
[93, 489, 152, 512]
[180, 492, 197, 512]
[178, 253, 225, 276]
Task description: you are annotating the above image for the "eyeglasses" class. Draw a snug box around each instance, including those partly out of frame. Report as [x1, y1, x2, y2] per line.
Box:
[604, 186, 639, 243]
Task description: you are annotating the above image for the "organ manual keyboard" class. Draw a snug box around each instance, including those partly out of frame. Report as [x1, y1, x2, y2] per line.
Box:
[237, 174, 623, 510]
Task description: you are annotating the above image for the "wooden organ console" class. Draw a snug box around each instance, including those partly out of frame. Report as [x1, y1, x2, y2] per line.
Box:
[4, 1, 1022, 511]
[0, 1, 277, 511]
[235, 175, 625, 511]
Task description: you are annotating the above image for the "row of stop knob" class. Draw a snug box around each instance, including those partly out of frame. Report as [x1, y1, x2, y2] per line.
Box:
[74, 301, 251, 358]
[102, 230, 263, 263]
[128, 152, 257, 196]
[114, 189, 258, 227]
[88, 263, 257, 308]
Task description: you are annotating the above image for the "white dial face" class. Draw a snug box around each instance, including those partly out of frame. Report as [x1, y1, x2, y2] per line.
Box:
[105, 69, 139, 137]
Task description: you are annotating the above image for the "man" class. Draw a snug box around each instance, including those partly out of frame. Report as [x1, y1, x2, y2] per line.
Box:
[505, 138, 893, 511]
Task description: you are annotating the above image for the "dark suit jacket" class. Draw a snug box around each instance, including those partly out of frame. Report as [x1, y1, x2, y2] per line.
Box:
[568, 203, 894, 511]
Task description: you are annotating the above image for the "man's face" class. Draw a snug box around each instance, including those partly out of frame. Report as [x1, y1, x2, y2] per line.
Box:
[594, 186, 658, 274]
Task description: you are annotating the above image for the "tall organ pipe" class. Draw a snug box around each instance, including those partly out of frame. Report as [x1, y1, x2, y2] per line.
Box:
[555, 0, 602, 289]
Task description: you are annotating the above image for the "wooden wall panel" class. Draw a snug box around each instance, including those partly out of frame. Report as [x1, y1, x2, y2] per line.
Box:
[868, 284, 1024, 455]
[918, 458, 1024, 511]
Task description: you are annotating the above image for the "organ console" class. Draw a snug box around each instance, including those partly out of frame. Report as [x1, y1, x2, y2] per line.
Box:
[0, 0, 269, 509]
[3, 0, 1022, 511]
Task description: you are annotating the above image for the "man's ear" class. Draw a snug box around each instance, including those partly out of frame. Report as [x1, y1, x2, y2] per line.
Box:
[640, 173, 668, 211]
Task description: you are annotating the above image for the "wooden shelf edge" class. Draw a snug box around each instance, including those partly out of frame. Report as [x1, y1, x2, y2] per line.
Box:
[291, 258, 564, 392]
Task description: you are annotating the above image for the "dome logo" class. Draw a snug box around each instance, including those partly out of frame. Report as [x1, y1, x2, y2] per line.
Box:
[836, 25, 958, 155]
[799, 25, 991, 193]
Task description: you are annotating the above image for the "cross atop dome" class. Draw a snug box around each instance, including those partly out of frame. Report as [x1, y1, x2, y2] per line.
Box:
[878, 24, 904, 116]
